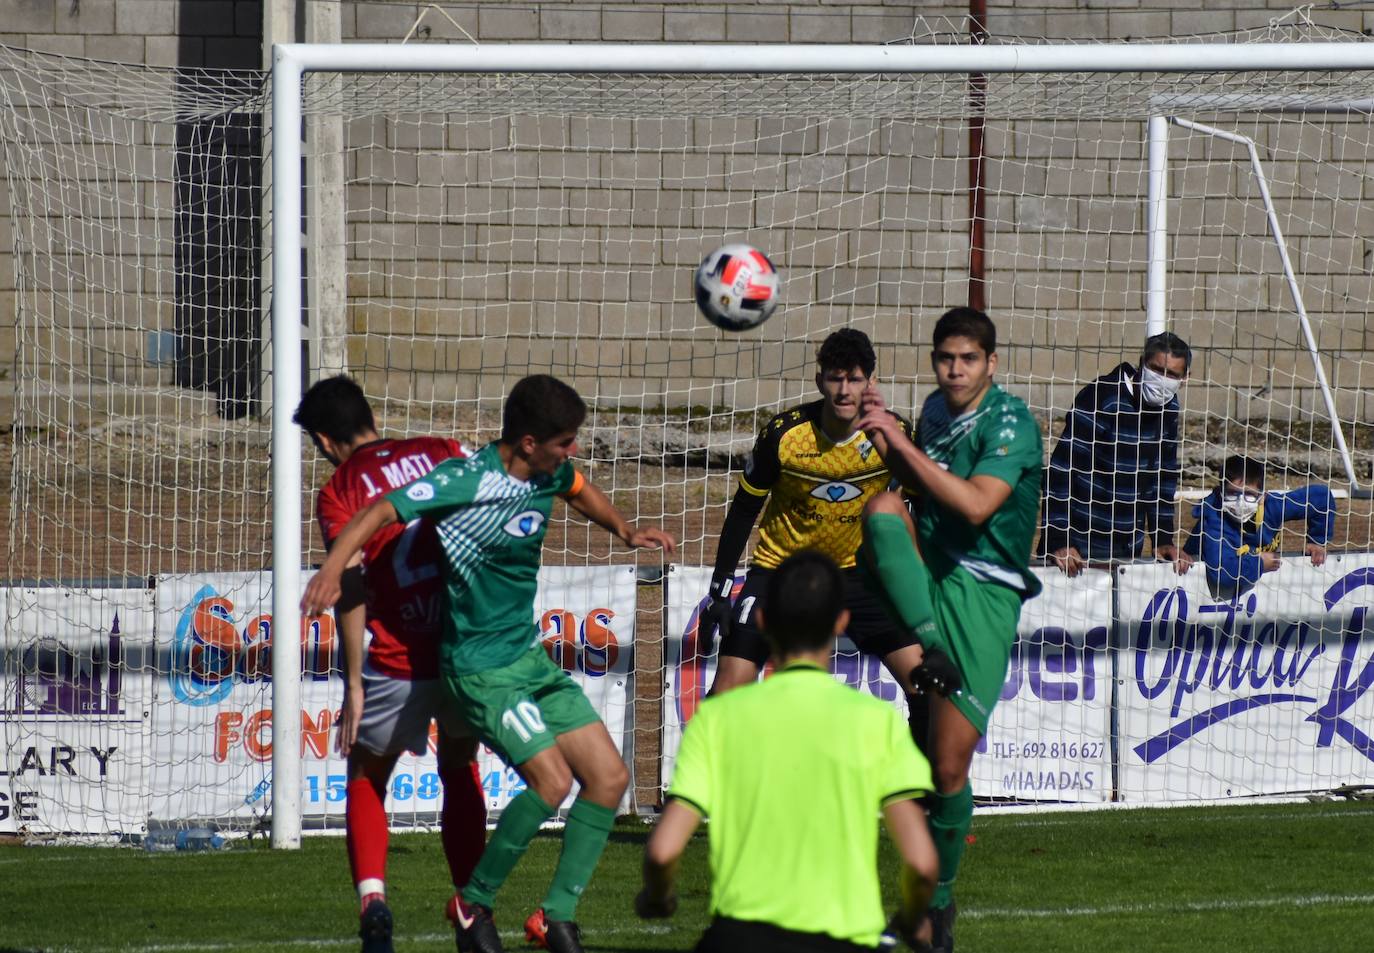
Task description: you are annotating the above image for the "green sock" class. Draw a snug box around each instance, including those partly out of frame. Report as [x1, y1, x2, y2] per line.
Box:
[929, 782, 974, 910]
[541, 798, 616, 921]
[859, 512, 936, 639]
[462, 788, 555, 909]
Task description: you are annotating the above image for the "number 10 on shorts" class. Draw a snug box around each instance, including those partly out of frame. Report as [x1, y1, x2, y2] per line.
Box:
[501, 700, 548, 742]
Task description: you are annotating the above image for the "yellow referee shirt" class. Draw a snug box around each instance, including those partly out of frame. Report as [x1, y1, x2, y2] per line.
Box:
[667, 663, 933, 948]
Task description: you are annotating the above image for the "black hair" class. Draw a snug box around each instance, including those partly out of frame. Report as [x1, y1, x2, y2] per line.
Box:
[762, 551, 845, 654]
[1222, 454, 1265, 489]
[1142, 332, 1193, 372]
[292, 375, 376, 443]
[816, 328, 876, 377]
[932, 307, 996, 355]
[501, 374, 587, 443]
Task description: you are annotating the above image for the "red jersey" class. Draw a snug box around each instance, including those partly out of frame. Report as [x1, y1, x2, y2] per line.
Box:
[317, 435, 467, 679]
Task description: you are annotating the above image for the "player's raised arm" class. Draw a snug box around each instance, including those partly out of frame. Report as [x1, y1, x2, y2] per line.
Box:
[301, 496, 399, 616]
[859, 384, 922, 492]
[564, 478, 676, 554]
[858, 402, 1012, 527]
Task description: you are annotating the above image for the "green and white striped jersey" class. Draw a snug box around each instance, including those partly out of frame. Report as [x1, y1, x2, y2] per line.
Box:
[388, 442, 580, 675]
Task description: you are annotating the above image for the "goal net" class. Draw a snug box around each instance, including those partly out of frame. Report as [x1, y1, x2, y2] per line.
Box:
[3, 25, 1374, 838]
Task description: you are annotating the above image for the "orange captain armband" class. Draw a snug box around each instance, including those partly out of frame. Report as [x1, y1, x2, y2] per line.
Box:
[563, 469, 586, 499]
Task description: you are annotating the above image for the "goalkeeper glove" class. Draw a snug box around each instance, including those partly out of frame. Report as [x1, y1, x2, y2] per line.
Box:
[698, 576, 736, 652]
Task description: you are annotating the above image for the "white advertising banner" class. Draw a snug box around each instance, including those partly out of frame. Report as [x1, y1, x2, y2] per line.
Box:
[0, 587, 154, 833]
[662, 565, 1113, 803]
[150, 566, 638, 823]
[1116, 554, 1374, 802]
[978, 567, 1113, 803]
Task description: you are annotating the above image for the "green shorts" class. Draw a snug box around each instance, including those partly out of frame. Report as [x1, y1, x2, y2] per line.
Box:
[923, 564, 1022, 736]
[443, 643, 601, 767]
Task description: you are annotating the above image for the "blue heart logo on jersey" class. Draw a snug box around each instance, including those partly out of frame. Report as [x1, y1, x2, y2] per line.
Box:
[503, 510, 546, 538]
[810, 481, 862, 503]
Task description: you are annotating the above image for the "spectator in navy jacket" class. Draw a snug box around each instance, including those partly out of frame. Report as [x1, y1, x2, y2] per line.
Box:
[1184, 455, 1336, 600]
[1039, 332, 1194, 576]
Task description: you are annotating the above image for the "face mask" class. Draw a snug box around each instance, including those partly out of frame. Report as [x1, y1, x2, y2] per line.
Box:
[1139, 365, 1182, 407]
[1222, 493, 1261, 523]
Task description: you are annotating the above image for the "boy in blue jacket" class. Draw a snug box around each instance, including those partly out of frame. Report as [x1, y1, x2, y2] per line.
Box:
[1184, 455, 1335, 599]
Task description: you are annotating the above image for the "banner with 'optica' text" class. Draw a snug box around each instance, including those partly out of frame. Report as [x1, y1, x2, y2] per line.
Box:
[1116, 554, 1374, 801]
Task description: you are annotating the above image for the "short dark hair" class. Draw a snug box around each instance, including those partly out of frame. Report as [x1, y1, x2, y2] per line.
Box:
[816, 328, 876, 377]
[762, 551, 845, 654]
[1142, 332, 1192, 372]
[502, 374, 587, 443]
[1222, 454, 1265, 488]
[932, 307, 996, 355]
[292, 375, 375, 443]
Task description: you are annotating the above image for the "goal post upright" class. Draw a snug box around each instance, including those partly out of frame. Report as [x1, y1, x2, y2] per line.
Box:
[270, 47, 304, 851]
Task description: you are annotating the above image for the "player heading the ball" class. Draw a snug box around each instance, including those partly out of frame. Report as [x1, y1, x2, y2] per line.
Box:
[302, 375, 676, 953]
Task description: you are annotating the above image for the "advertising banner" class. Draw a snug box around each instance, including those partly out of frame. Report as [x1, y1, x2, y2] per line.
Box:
[1116, 555, 1374, 801]
[0, 587, 154, 833]
[663, 565, 1113, 803]
[151, 565, 638, 823]
[978, 568, 1113, 803]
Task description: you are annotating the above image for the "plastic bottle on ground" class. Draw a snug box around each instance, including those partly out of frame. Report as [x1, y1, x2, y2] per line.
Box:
[142, 827, 225, 852]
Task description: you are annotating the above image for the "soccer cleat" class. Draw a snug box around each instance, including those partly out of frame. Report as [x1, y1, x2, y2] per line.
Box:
[523, 908, 585, 953]
[927, 900, 957, 953]
[446, 895, 505, 953]
[909, 647, 963, 697]
[358, 897, 395, 953]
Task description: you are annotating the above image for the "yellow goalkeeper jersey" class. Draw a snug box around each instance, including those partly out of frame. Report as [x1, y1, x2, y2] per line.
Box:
[740, 400, 912, 570]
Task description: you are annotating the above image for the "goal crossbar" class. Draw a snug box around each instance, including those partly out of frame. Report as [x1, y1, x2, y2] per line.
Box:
[271, 41, 1374, 76]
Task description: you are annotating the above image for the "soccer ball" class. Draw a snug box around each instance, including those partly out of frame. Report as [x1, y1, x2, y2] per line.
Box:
[693, 244, 781, 332]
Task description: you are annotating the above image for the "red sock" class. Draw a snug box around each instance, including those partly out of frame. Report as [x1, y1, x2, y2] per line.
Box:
[441, 761, 488, 890]
[346, 777, 390, 892]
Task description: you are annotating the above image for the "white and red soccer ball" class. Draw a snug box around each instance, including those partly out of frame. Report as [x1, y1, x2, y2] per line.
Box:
[693, 243, 781, 332]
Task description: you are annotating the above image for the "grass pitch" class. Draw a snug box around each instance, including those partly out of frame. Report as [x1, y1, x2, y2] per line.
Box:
[3, 800, 1372, 953]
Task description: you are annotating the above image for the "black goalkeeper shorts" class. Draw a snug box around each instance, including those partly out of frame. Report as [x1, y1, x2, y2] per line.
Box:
[716, 565, 916, 666]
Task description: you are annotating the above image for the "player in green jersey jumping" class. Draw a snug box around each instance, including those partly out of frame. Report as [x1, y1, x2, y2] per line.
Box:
[855, 307, 1043, 953]
[302, 375, 676, 953]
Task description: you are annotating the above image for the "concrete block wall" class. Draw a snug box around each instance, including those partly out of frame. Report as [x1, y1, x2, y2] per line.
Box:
[4, 1, 1374, 448]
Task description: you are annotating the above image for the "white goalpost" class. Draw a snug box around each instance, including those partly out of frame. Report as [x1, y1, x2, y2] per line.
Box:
[5, 34, 1374, 846]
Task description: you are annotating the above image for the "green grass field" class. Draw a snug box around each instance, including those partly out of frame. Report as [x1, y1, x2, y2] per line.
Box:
[4, 800, 1372, 953]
